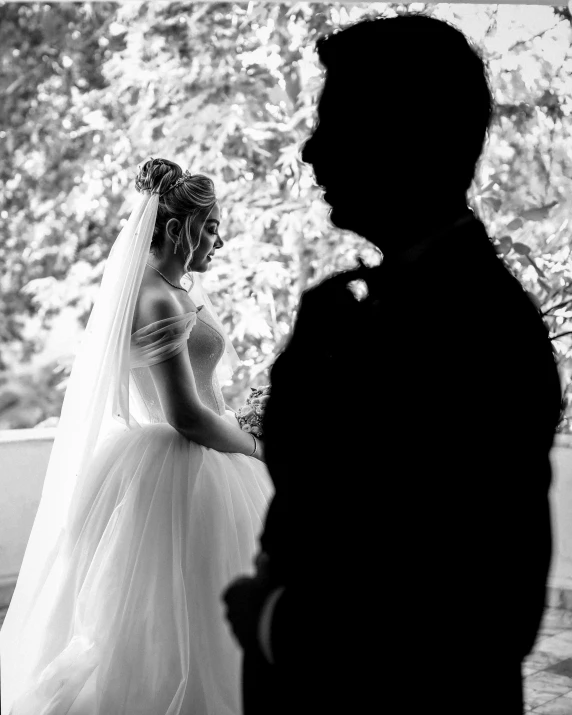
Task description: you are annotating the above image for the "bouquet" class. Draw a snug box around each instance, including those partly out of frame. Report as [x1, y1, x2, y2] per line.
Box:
[236, 385, 271, 439]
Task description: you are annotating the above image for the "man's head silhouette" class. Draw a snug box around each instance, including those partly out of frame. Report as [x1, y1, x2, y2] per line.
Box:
[301, 14, 493, 255]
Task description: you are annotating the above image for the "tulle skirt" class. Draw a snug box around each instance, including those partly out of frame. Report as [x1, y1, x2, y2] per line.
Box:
[2, 418, 273, 715]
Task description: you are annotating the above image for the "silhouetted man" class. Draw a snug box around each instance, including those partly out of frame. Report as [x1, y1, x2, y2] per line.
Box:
[223, 14, 562, 714]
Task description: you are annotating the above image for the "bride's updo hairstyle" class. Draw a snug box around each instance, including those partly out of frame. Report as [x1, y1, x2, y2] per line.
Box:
[135, 157, 217, 271]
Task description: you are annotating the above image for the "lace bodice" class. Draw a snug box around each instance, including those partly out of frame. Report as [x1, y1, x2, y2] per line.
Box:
[129, 306, 227, 424]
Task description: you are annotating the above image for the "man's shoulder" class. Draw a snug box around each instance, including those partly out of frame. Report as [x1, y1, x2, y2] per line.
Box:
[298, 264, 379, 314]
[284, 265, 385, 365]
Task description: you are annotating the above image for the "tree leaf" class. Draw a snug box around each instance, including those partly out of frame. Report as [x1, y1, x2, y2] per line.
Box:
[506, 218, 524, 232]
[512, 242, 531, 256]
[521, 201, 559, 222]
[496, 235, 513, 254]
[482, 195, 502, 212]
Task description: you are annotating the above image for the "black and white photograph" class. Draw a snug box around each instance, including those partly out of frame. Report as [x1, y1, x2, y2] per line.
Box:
[1, 1, 572, 713]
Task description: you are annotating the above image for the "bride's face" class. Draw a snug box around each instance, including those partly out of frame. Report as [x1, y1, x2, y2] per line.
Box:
[189, 203, 223, 272]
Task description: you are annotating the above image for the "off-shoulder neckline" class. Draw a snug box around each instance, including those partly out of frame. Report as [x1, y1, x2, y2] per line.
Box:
[131, 307, 203, 338]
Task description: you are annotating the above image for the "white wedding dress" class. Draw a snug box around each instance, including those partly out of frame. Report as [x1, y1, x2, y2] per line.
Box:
[3, 304, 273, 715]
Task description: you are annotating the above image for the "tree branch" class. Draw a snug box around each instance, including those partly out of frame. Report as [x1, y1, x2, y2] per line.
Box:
[508, 23, 560, 53]
[543, 298, 572, 316]
[552, 330, 572, 341]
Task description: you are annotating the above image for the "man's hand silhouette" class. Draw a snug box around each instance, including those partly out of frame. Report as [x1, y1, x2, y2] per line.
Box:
[222, 573, 270, 652]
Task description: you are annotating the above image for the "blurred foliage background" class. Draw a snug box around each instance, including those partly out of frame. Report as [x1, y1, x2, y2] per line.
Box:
[0, 1, 571, 431]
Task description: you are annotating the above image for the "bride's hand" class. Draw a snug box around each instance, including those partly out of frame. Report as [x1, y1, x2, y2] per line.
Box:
[225, 410, 265, 461]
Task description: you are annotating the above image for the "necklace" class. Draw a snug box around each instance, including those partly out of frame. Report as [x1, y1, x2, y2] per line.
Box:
[146, 262, 187, 292]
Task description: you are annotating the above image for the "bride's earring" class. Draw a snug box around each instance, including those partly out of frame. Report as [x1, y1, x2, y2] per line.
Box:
[172, 235, 182, 254]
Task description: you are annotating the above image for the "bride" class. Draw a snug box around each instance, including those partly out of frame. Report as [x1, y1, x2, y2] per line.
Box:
[0, 158, 273, 715]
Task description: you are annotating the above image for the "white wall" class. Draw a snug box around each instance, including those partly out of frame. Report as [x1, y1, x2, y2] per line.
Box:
[1, 429, 572, 607]
[0, 429, 56, 607]
[549, 436, 572, 594]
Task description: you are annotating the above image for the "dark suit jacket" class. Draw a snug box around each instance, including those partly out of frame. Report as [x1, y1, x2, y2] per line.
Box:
[250, 218, 562, 713]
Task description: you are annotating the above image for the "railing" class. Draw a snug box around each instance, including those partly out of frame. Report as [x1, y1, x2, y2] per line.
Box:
[1, 428, 571, 609]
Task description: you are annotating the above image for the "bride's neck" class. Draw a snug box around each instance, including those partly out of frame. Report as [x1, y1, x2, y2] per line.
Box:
[147, 250, 186, 284]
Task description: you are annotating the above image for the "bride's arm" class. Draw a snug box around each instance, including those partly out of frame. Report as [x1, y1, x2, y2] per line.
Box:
[151, 349, 264, 459]
[143, 299, 264, 460]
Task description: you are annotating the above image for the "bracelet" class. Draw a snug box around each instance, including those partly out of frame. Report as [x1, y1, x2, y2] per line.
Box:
[250, 434, 258, 457]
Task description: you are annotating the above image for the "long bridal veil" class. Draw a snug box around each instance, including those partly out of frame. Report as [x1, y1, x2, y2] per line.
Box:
[0, 191, 160, 711]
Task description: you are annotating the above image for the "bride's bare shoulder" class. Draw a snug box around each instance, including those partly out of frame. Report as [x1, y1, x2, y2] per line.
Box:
[132, 276, 192, 333]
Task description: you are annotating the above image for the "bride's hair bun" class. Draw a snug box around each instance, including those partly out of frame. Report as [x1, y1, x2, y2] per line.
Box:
[135, 157, 182, 197]
[135, 156, 217, 274]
